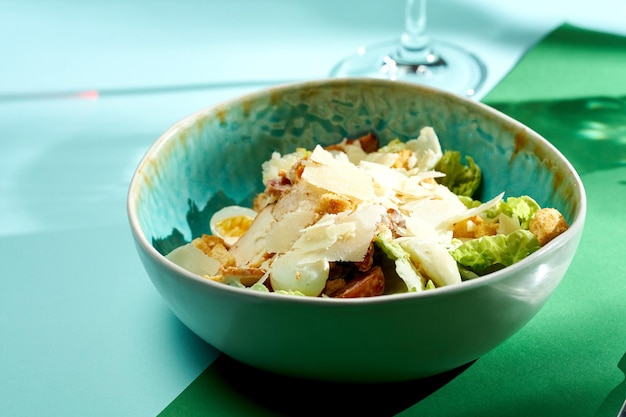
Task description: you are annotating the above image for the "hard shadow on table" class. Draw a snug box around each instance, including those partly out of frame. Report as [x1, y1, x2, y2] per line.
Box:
[159, 354, 475, 417]
[487, 95, 626, 177]
[595, 351, 626, 417]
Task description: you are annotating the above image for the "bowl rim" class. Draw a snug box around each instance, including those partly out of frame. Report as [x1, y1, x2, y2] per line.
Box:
[127, 77, 587, 306]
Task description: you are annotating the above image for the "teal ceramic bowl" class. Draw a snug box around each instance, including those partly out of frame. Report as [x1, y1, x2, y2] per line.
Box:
[127, 78, 586, 382]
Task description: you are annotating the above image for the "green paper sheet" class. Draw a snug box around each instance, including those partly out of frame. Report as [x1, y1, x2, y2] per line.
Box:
[159, 23, 626, 417]
[484, 23, 626, 102]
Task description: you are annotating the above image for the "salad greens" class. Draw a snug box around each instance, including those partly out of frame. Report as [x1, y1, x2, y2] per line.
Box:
[165, 127, 569, 298]
[434, 151, 482, 197]
[450, 230, 541, 274]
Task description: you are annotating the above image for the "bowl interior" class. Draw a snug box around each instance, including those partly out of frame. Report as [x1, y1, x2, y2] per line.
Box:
[130, 78, 584, 262]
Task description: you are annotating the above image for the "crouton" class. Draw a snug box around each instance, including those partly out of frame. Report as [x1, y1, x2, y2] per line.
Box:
[219, 266, 265, 286]
[391, 148, 415, 170]
[316, 192, 356, 215]
[453, 215, 498, 239]
[192, 234, 236, 267]
[529, 208, 569, 246]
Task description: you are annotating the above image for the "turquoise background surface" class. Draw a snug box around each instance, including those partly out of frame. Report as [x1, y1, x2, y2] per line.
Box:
[1, 1, 625, 416]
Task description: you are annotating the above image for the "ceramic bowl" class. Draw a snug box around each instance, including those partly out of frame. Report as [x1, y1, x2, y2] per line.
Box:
[127, 78, 586, 382]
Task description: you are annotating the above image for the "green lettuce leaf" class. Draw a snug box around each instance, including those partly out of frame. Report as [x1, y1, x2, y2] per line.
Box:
[250, 283, 270, 293]
[374, 231, 424, 292]
[274, 289, 307, 296]
[450, 229, 541, 273]
[503, 196, 541, 229]
[434, 151, 481, 197]
[486, 196, 541, 229]
[377, 138, 406, 153]
[457, 195, 482, 209]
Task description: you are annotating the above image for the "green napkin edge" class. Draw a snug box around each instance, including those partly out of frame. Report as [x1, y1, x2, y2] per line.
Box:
[483, 23, 626, 104]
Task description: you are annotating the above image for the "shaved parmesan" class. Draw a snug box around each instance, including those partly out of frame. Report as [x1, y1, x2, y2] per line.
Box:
[359, 160, 406, 194]
[166, 243, 221, 276]
[444, 192, 504, 227]
[266, 210, 317, 254]
[401, 186, 468, 233]
[405, 126, 443, 171]
[293, 204, 386, 262]
[303, 146, 376, 201]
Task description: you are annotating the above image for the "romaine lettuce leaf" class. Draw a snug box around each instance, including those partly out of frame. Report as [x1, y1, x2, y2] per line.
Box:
[503, 196, 541, 229]
[486, 196, 541, 229]
[434, 151, 481, 197]
[398, 238, 462, 287]
[377, 138, 406, 154]
[273, 289, 307, 296]
[250, 283, 270, 293]
[457, 195, 482, 209]
[374, 231, 424, 292]
[450, 229, 541, 273]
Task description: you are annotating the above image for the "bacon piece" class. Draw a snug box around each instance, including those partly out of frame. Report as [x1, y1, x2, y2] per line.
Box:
[353, 244, 375, 272]
[265, 175, 292, 196]
[356, 132, 379, 153]
[334, 266, 385, 298]
[323, 277, 347, 296]
[325, 132, 380, 154]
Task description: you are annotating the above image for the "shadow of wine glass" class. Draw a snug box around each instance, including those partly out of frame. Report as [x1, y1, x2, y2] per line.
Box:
[488, 95, 626, 177]
[595, 351, 626, 417]
[161, 353, 475, 417]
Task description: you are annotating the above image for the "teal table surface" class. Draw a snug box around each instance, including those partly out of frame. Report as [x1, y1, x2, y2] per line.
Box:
[1, 1, 625, 416]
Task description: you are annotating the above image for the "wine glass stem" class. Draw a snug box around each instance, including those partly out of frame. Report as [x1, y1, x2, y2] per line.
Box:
[393, 0, 444, 66]
[402, 0, 429, 52]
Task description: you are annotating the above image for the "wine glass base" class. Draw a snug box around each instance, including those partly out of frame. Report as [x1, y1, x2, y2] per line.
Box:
[330, 39, 487, 97]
